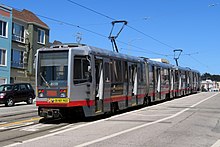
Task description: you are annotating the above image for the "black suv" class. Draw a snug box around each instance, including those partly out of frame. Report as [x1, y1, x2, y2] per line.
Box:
[0, 83, 35, 107]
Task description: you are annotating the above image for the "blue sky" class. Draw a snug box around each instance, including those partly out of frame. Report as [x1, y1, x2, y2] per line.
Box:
[1, 0, 220, 74]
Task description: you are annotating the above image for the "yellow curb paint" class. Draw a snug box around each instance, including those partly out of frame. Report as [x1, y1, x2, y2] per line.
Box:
[0, 117, 42, 127]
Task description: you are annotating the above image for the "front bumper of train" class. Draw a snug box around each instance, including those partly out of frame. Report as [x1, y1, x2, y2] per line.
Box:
[36, 98, 95, 107]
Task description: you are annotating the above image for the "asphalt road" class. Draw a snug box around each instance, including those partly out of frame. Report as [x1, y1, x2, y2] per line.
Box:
[1, 92, 220, 147]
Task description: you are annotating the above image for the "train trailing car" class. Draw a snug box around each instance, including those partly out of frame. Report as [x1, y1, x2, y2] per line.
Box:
[35, 44, 200, 119]
[144, 58, 174, 103]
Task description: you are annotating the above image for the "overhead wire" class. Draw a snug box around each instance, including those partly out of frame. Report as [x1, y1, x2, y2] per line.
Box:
[65, 0, 209, 68]
[11, 7, 170, 58]
[186, 54, 209, 70]
[36, 14, 109, 39]
[66, 0, 176, 50]
[126, 25, 176, 49]
[11, 3, 208, 68]
[66, 0, 115, 21]
[165, 52, 199, 57]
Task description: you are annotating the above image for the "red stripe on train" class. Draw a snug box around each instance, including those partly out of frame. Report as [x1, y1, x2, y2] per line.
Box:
[36, 100, 95, 107]
[36, 94, 145, 107]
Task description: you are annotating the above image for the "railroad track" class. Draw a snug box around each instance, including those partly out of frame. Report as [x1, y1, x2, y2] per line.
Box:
[0, 109, 88, 146]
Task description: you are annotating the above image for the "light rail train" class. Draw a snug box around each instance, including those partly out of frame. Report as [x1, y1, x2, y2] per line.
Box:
[35, 44, 200, 118]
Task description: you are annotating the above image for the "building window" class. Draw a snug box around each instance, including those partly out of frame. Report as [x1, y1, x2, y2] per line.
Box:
[0, 78, 6, 85]
[12, 23, 24, 43]
[11, 49, 24, 68]
[38, 29, 45, 44]
[0, 49, 6, 66]
[0, 20, 7, 38]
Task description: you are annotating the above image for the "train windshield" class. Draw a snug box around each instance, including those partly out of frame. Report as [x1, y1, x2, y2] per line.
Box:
[37, 51, 68, 87]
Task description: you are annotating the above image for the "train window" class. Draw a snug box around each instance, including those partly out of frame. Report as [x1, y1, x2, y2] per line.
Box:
[131, 63, 137, 84]
[74, 59, 82, 79]
[104, 62, 110, 82]
[112, 60, 123, 82]
[128, 64, 132, 83]
[175, 70, 179, 81]
[161, 68, 164, 81]
[149, 65, 154, 85]
[139, 63, 144, 82]
[163, 68, 169, 81]
[74, 56, 90, 84]
[124, 61, 128, 82]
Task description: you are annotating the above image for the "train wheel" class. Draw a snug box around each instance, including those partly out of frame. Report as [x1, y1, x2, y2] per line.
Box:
[143, 96, 150, 106]
[111, 102, 118, 114]
[165, 93, 170, 100]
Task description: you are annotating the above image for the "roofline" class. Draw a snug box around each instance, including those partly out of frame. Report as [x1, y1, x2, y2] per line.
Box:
[13, 17, 50, 29]
[0, 4, 12, 11]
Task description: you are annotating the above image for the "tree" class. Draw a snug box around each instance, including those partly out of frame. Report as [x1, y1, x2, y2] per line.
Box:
[201, 73, 220, 81]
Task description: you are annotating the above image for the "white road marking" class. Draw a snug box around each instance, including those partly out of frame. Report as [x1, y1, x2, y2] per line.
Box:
[0, 122, 7, 125]
[131, 113, 173, 117]
[211, 139, 220, 147]
[0, 108, 37, 116]
[1, 122, 37, 131]
[5, 93, 218, 147]
[20, 123, 52, 132]
[0, 127, 6, 130]
[49, 124, 75, 133]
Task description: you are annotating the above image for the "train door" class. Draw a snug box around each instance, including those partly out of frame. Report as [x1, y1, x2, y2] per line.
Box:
[95, 57, 104, 113]
[186, 71, 190, 95]
[127, 63, 132, 106]
[170, 69, 174, 98]
[160, 68, 166, 100]
[189, 71, 192, 93]
[148, 64, 155, 102]
[128, 63, 138, 106]
[138, 63, 145, 105]
[179, 70, 182, 96]
[155, 67, 161, 101]
[177, 70, 182, 97]
[124, 61, 129, 107]
[162, 68, 169, 100]
[103, 58, 111, 112]
[174, 69, 179, 97]
[182, 71, 186, 96]
[152, 65, 157, 102]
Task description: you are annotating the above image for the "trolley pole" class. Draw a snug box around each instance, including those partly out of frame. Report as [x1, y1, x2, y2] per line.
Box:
[174, 49, 182, 66]
[108, 20, 127, 53]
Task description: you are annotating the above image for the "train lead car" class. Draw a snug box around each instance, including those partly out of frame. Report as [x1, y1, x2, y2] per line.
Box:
[35, 44, 200, 119]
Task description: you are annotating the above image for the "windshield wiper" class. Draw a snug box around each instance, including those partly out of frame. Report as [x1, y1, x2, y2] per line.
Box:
[40, 73, 50, 88]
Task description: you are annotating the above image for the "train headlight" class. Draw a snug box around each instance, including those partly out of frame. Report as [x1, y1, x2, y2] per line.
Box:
[38, 89, 44, 98]
[39, 93, 44, 97]
[60, 93, 66, 98]
[60, 89, 67, 98]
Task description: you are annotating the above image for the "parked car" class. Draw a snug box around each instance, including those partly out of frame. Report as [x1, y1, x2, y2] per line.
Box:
[0, 83, 35, 107]
[210, 88, 219, 92]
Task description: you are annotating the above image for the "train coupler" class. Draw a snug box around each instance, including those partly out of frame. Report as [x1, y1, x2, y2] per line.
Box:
[38, 108, 61, 119]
